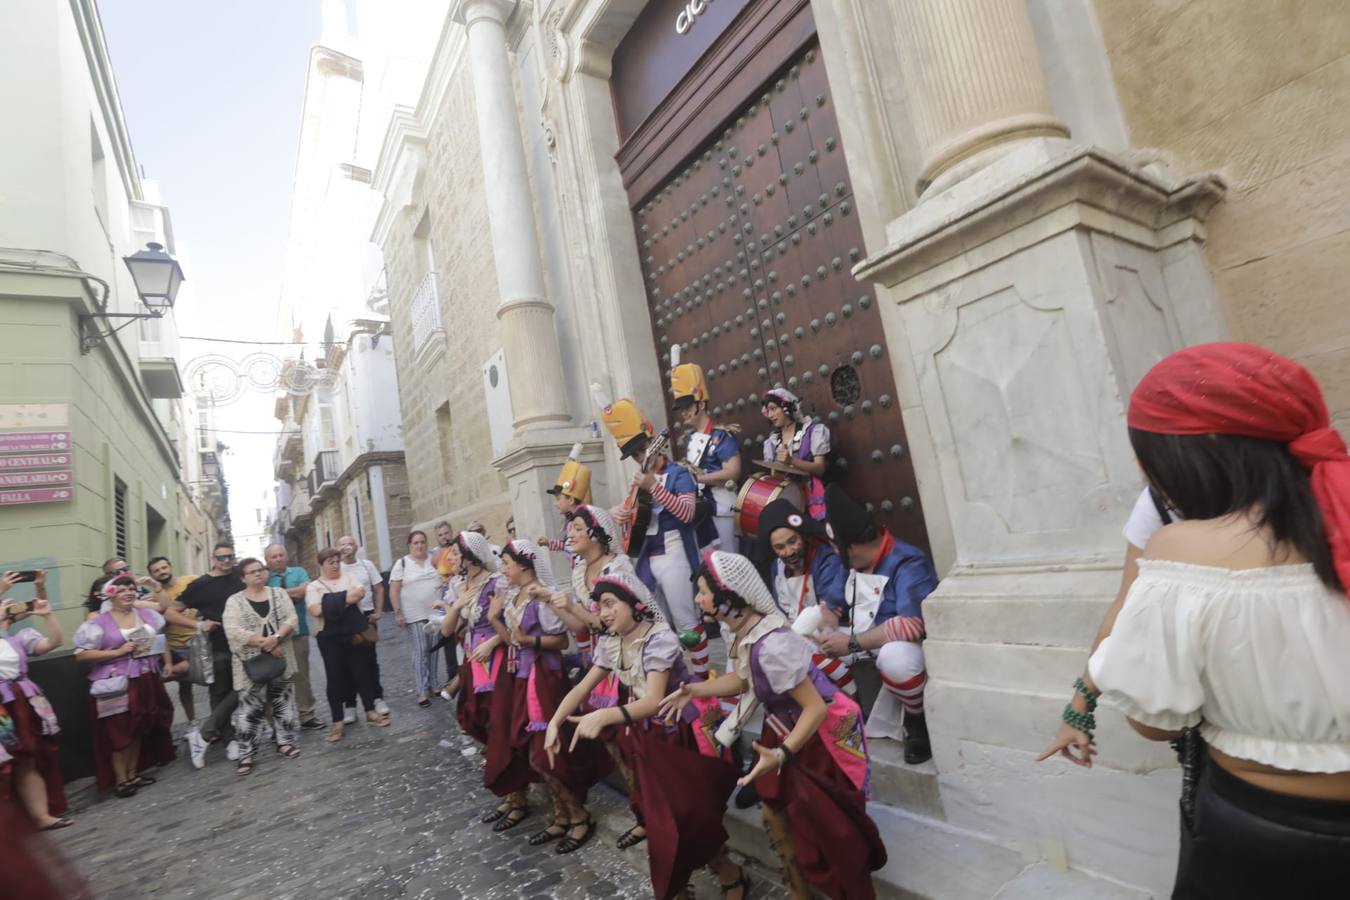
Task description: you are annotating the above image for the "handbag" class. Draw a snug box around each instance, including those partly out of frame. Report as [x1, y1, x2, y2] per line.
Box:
[187, 624, 215, 686]
[351, 619, 379, 647]
[240, 589, 287, 684]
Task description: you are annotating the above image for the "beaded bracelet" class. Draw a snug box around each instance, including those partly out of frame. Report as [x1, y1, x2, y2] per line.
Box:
[1073, 676, 1100, 712]
[619, 705, 634, 726]
[1061, 704, 1096, 737]
[780, 744, 796, 765]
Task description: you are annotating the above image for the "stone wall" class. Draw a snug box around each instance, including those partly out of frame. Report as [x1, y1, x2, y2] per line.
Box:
[380, 460, 413, 547]
[1095, 0, 1350, 432]
[381, 49, 510, 532]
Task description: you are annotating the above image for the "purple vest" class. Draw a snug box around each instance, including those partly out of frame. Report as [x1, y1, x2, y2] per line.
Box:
[512, 600, 563, 679]
[0, 634, 41, 704]
[749, 627, 837, 729]
[85, 610, 163, 682]
[466, 575, 500, 650]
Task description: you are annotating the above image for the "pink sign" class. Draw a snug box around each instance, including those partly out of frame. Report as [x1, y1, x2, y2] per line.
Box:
[0, 453, 72, 471]
[0, 488, 73, 506]
[0, 469, 73, 488]
[0, 431, 71, 452]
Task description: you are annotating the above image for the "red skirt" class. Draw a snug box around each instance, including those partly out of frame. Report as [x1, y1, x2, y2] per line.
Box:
[1, 693, 66, 816]
[617, 719, 738, 900]
[757, 726, 887, 900]
[89, 674, 175, 790]
[454, 649, 500, 744]
[482, 660, 536, 797]
[523, 662, 612, 803]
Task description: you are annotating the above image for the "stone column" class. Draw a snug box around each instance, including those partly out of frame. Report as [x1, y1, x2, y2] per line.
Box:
[452, 0, 570, 430]
[892, 0, 1069, 195]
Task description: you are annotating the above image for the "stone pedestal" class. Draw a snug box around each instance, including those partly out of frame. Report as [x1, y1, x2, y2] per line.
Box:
[493, 428, 607, 566]
[857, 145, 1227, 891]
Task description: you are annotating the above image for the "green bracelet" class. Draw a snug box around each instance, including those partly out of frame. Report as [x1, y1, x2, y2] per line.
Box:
[1062, 704, 1096, 736]
[1073, 676, 1100, 712]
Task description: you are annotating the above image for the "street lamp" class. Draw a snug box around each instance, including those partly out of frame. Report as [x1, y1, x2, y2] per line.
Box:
[79, 241, 187, 353]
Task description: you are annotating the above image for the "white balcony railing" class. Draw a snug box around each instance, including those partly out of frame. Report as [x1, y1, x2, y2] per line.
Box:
[409, 270, 443, 356]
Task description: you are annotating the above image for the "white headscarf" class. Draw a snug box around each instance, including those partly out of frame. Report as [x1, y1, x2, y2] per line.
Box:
[702, 550, 778, 616]
[573, 503, 619, 553]
[456, 531, 499, 573]
[591, 569, 665, 625]
[502, 538, 556, 590]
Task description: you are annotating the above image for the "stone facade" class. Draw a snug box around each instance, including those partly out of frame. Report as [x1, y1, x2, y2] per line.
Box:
[1093, 0, 1350, 436]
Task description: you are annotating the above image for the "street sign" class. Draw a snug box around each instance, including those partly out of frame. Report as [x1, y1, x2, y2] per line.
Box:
[0, 453, 73, 471]
[0, 469, 73, 488]
[0, 488, 73, 506]
[0, 431, 72, 452]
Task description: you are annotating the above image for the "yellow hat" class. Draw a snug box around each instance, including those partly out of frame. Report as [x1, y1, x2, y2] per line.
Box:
[669, 344, 709, 409]
[547, 443, 593, 503]
[593, 382, 654, 460]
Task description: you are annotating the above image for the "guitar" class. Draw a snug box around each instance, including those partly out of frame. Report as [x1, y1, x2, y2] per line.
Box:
[619, 428, 670, 556]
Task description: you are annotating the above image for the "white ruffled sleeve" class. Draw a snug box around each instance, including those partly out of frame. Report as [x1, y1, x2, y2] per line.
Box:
[73, 619, 105, 653]
[756, 630, 814, 696]
[641, 628, 682, 673]
[592, 634, 616, 671]
[1088, 574, 1204, 731]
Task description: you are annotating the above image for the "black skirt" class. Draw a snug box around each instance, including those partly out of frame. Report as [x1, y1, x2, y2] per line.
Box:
[1173, 759, 1350, 899]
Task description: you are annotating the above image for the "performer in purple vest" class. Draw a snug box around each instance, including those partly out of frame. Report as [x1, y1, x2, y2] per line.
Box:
[72, 575, 175, 797]
[663, 550, 886, 900]
[0, 569, 68, 829]
[761, 388, 831, 520]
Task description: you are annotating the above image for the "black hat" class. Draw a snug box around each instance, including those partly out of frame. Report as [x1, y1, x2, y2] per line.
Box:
[824, 483, 873, 555]
[754, 496, 826, 560]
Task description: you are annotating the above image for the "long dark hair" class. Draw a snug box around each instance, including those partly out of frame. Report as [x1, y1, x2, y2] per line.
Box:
[567, 508, 612, 555]
[694, 563, 747, 613]
[85, 574, 131, 613]
[1129, 429, 1339, 591]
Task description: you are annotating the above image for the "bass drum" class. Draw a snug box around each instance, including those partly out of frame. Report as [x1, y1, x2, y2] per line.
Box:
[733, 475, 805, 540]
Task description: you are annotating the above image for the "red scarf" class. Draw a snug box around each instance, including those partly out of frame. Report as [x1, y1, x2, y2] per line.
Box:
[1128, 342, 1350, 590]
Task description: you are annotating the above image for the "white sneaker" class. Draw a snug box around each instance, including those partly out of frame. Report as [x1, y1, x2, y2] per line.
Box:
[187, 727, 207, 770]
[343, 707, 357, 725]
[439, 689, 452, 702]
[226, 740, 240, 761]
[374, 698, 391, 717]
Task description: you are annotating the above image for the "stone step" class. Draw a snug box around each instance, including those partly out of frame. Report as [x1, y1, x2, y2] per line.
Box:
[867, 736, 946, 820]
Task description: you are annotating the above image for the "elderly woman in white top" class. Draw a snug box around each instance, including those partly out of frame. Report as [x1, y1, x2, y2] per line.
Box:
[1064, 343, 1350, 898]
[222, 557, 300, 775]
[390, 530, 443, 707]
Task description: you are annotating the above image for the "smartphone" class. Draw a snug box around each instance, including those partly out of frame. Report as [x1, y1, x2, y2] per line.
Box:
[5, 599, 33, 613]
[9, 571, 39, 583]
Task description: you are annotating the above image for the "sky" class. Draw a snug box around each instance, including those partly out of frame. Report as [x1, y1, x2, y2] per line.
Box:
[99, 1, 324, 555]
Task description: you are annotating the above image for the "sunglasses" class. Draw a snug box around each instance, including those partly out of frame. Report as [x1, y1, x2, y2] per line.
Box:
[112, 566, 130, 575]
[215, 554, 237, 562]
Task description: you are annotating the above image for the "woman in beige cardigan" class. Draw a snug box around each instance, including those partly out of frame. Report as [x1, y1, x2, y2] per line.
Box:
[223, 557, 300, 775]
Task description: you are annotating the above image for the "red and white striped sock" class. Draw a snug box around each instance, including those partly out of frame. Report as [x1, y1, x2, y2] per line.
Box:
[686, 623, 710, 679]
[883, 670, 927, 718]
[574, 629, 592, 662]
[811, 653, 857, 696]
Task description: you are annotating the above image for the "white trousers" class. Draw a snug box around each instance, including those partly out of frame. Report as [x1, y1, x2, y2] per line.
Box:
[648, 538, 698, 632]
[865, 640, 926, 741]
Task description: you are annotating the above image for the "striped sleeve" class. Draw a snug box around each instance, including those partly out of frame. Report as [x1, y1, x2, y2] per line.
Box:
[649, 483, 696, 524]
[882, 615, 925, 643]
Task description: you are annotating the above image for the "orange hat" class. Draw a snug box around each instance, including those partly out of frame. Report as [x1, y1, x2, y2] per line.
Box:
[593, 383, 655, 460]
[547, 443, 593, 503]
[669, 345, 708, 410]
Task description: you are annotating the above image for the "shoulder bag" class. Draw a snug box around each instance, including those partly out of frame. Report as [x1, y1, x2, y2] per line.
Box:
[241, 589, 287, 684]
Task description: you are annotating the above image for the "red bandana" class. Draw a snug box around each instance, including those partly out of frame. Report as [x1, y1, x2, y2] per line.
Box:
[1128, 342, 1350, 590]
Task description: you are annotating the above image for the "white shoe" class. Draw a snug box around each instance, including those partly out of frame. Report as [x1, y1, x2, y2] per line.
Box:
[374, 698, 391, 717]
[343, 707, 357, 725]
[439, 689, 452, 702]
[226, 740, 240, 761]
[187, 727, 207, 770]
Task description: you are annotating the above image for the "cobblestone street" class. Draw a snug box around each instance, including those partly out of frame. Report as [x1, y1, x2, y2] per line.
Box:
[51, 618, 786, 899]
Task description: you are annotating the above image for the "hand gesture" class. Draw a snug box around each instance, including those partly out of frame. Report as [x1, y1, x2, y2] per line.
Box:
[738, 741, 783, 787]
[565, 710, 608, 748]
[34, 569, 46, 590]
[775, 445, 790, 464]
[658, 683, 695, 725]
[636, 471, 657, 492]
[470, 641, 495, 664]
[549, 591, 572, 612]
[200, 620, 219, 632]
[370, 608, 383, 622]
[31, 597, 52, 617]
[136, 576, 158, 591]
[611, 506, 634, 526]
[815, 630, 850, 659]
[535, 535, 549, 547]
[269, 645, 286, 659]
[118, 641, 137, 657]
[1035, 721, 1097, 768]
[259, 635, 279, 653]
[543, 720, 562, 768]
[395, 611, 407, 626]
[0, 572, 18, 598]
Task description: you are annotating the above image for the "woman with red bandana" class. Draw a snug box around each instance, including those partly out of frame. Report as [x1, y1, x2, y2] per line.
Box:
[1046, 343, 1350, 896]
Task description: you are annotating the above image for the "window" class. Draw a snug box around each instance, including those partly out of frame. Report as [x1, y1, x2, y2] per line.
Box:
[410, 211, 442, 355]
[139, 315, 162, 342]
[197, 408, 212, 452]
[91, 120, 109, 237]
[114, 478, 128, 561]
[319, 403, 337, 449]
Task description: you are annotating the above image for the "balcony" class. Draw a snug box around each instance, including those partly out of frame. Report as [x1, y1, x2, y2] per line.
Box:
[409, 270, 444, 359]
[313, 449, 340, 491]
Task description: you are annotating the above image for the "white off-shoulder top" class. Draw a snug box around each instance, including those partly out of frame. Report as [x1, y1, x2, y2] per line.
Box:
[1089, 560, 1350, 773]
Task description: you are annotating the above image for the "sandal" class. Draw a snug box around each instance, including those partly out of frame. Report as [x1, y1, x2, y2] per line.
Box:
[527, 819, 569, 845]
[326, 725, 345, 743]
[616, 825, 647, 849]
[39, 817, 75, 831]
[129, 774, 157, 788]
[236, 758, 254, 776]
[366, 712, 391, 727]
[481, 801, 511, 824]
[113, 781, 139, 798]
[556, 815, 595, 854]
[417, 696, 431, 708]
[278, 744, 301, 759]
[720, 867, 752, 899]
[492, 805, 530, 832]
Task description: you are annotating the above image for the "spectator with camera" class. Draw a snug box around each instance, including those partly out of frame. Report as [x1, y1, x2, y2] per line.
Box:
[0, 569, 69, 829]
